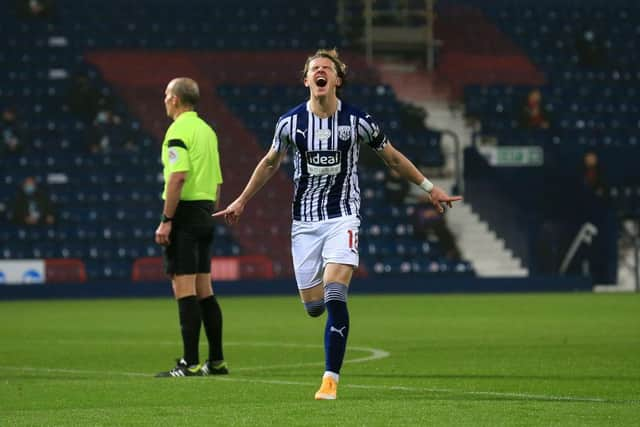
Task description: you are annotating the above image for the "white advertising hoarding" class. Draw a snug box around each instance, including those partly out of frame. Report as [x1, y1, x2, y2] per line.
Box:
[0, 260, 46, 285]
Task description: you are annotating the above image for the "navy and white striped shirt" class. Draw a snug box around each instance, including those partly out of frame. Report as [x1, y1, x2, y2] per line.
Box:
[271, 99, 388, 222]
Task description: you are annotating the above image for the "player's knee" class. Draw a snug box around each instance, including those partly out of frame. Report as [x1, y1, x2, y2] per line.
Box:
[324, 282, 348, 303]
[304, 300, 326, 317]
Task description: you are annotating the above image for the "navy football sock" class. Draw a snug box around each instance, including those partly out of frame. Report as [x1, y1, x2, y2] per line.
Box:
[324, 282, 349, 374]
[177, 295, 201, 366]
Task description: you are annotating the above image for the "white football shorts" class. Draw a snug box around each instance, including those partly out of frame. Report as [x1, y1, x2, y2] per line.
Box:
[291, 215, 360, 290]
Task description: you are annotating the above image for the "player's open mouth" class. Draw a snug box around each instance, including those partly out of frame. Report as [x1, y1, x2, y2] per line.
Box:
[316, 77, 327, 87]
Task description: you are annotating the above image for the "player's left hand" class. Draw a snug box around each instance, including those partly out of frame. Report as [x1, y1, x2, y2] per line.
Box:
[429, 186, 463, 213]
[212, 198, 245, 225]
[155, 222, 172, 246]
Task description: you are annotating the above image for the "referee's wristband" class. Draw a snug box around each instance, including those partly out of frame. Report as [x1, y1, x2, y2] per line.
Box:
[419, 178, 434, 193]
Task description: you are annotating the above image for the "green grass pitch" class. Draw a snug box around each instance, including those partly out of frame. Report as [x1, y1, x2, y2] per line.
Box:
[1, 293, 638, 426]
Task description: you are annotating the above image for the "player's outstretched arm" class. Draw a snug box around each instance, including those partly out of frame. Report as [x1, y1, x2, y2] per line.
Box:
[213, 148, 285, 225]
[377, 142, 462, 213]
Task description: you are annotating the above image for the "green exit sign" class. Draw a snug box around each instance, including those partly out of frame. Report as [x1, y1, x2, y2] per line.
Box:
[478, 146, 544, 167]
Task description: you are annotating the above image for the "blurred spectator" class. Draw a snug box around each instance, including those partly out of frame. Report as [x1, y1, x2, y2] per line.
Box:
[1, 106, 28, 156]
[65, 73, 101, 123]
[581, 150, 607, 200]
[575, 27, 608, 68]
[413, 204, 462, 261]
[577, 150, 611, 281]
[11, 176, 56, 225]
[399, 102, 428, 132]
[86, 108, 136, 154]
[385, 169, 462, 261]
[518, 88, 551, 130]
[15, 0, 55, 19]
[384, 168, 410, 204]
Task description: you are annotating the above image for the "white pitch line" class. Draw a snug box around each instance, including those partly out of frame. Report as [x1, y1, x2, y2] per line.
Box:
[0, 365, 637, 405]
[233, 346, 390, 372]
[3, 340, 389, 372]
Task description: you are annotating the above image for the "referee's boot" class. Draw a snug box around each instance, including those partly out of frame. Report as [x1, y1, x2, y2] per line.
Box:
[200, 360, 229, 376]
[155, 358, 202, 377]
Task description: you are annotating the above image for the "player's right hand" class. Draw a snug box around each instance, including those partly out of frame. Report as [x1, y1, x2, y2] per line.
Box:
[212, 199, 244, 225]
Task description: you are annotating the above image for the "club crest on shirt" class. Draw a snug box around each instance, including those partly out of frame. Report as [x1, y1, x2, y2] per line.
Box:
[338, 125, 351, 141]
[315, 129, 331, 141]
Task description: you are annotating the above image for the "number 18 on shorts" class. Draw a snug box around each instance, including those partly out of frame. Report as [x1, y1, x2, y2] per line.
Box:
[291, 215, 360, 290]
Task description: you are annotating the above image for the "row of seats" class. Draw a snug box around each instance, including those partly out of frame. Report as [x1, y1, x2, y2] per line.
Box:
[371, 259, 474, 275]
[3, 240, 241, 260]
[0, 223, 233, 240]
[53, 0, 342, 50]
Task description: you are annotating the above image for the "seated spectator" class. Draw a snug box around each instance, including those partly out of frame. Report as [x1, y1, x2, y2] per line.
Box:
[86, 108, 135, 154]
[65, 73, 101, 123]
[519, 89, 551, 130]
[384, 168, 410, 205]
[575, 27, 608, 68]
[1, 106, 28, 156]
[399, 102, 428, 132]
[413, 204, 462, 261]
[11, 176, 56, 225]
[384, 169, 462, 261]
[15, 0, 55, 19]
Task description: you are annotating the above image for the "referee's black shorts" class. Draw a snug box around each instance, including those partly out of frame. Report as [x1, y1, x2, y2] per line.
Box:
[163, 200, 216, 276]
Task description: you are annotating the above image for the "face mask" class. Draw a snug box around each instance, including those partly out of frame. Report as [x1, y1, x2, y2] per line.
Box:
[96, 111, 109, 124]
[23, 184, 36, 195]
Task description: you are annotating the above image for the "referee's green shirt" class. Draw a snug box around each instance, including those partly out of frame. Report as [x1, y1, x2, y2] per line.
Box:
[161, 111, 223, 201]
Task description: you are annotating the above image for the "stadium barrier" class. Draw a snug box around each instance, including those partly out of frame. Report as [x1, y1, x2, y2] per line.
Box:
[46, 259, 87, 283]
[0, 259, 86, 285]
[0, 275, 592, 300]
[131, 255, 275, 282]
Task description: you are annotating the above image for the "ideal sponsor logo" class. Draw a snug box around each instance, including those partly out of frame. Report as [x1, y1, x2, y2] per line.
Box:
[306, 150, 341, 176]
[306, 150, 341, 166]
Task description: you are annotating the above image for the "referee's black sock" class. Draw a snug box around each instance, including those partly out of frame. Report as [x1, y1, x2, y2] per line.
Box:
[199, 295, 224, 362]
[177, 295, 201, 366]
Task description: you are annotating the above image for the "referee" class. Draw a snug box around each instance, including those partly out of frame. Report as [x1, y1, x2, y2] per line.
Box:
[155, 77, 227, 377]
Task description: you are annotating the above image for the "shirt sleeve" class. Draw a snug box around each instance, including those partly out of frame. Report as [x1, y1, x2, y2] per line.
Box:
[212, 137, 223, 185]
[270, 116, 291, 153]
[357, 112, 389, 151]
[164, 125, 191, 173]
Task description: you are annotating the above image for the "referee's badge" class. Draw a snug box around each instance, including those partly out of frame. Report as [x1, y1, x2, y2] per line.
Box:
[338, 126, 351, 141]
[168, 147, 179, 164]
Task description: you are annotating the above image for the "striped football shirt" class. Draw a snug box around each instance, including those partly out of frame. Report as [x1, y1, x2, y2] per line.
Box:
[271, 99, 388, 222]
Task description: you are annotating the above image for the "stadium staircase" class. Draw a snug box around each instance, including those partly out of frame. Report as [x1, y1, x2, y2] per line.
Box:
[445, 200, 528, 277]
